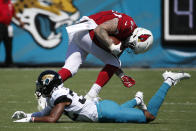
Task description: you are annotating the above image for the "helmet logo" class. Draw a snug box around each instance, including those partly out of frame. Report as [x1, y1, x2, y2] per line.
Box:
[138, 34, 151, 42]
[42, 74, 55, 85]
[44, 79, 50, 85]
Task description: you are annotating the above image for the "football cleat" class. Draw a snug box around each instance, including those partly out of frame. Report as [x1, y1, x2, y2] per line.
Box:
[162, 71, 191, 85]
[135, 91, 147, 110]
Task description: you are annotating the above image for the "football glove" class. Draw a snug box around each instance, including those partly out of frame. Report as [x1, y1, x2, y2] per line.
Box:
[121, 75, 136, 88]
[12, 111, 32, 120]
[109, 43, 122, 56]
[12, 111, 27, 119]
[13, 117, 32, 122]
[37, 96, 47, 111]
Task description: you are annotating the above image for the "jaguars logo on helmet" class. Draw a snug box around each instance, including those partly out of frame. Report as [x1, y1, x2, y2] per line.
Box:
[36, 70, 62, 98]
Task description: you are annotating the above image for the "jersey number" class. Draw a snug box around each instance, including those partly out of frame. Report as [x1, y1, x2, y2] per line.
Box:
[113, 12, 122, 18]
[69, 90, 86, 104]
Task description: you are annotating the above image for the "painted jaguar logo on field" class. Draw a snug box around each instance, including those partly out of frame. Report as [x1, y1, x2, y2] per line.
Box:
[12, 0, 80, 48]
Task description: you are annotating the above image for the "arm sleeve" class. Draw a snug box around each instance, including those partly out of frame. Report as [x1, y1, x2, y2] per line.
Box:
[31, 106, 52, 117]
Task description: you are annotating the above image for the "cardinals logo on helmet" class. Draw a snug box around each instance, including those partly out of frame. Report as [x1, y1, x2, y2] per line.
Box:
[138, 34, 151, 42]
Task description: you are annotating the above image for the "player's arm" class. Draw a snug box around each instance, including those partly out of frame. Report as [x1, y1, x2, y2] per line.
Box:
[94, 18, 122, 55]
[12, 101, 71, 123]
[33, 102, 70, 123]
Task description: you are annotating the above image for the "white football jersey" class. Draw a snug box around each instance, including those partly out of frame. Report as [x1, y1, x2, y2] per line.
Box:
[45, 85, 98, 122]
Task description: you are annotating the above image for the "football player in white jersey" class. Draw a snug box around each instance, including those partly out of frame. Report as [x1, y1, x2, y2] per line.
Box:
[12, 70, 190, 123]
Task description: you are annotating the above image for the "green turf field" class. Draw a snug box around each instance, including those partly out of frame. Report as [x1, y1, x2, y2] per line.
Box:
[0, 68, 196, 131]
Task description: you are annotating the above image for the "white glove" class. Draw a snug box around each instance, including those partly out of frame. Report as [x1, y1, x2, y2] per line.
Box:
[13, 117, 32, 122]
[12, 111, 27, 119]
[109, 43, 122, 56]
[12, 111, 32, 121]
[37, 96, 47, 111]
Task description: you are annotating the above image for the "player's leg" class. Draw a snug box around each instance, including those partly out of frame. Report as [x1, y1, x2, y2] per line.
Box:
[76, 31, 121, 99]
[4, 36, 13, 66]
[146, 71, 191, 121]
[97, 100, 146, 123]
[58, 42, 88, 82]
[4, 25, 13, 66]
[120, 91, 147, 109]
[85, 64, 119, 99]
[120, 99, 137, 108]
[75, 30, 121, 67]
[0, 24, 3, 49]
[88, 45, 121, 98]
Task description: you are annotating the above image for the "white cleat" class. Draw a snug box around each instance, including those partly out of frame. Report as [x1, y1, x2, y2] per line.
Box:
[135, 91, 147, 110]
[162, 71, 191, 85]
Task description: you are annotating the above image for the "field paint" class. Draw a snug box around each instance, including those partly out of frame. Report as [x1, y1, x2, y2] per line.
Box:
[164, 102, 196, 105]
[158, 118, 196, 122]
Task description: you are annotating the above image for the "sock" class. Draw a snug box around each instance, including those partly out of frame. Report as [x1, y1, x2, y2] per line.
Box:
[147, 82, 171, 117]
[135, 97, 142, 105]
[95, 64, 119, 87]
[58, 68, 72, 82]
[164, 78, 173, 86]
[87, 83, 101, 98]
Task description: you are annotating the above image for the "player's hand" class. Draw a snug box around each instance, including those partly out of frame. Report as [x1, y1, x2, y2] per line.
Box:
[13, 117, 32, 122]
[12, 111, 27, 120]
[109, 43, 122, 56]
[121, 75, 136, 88]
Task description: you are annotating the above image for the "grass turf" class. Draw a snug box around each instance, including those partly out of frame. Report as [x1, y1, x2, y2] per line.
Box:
[0, 68, 196, 131]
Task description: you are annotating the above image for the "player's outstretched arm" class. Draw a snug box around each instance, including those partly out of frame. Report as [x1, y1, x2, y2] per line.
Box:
[12, 102, 70, 123]
[32, 102, 67, 123]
